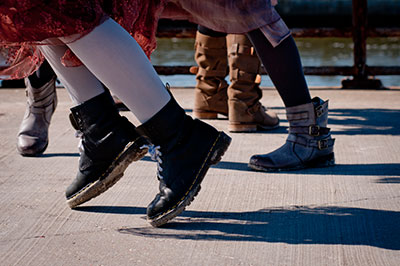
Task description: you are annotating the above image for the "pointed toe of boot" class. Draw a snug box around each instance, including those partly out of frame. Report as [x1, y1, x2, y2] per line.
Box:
[248, 154, 274, 171]
[146, 187, 176, 220]
[17, 134, 48, 156]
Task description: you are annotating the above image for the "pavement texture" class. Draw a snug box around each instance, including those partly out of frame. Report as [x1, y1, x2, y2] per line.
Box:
[0, 87, 400, 266]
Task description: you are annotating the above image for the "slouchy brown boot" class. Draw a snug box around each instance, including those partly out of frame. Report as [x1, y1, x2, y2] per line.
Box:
[137, 97, 231, 227]
[17, 76, 57, 156]
[193, 32, 228, 119]
[249, 97, 335, 171]
[227, 34, 279, 132]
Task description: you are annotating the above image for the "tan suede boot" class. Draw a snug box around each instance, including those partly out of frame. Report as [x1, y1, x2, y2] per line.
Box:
[227, 34, 279, 132]
[249, 97, 335, 171]
[17, 76, 57, 156]
[193, 32, 228, 119]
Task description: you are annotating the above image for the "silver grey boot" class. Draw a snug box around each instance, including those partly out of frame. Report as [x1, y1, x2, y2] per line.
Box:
[17, 76, 57, 156]
[249, 97, 335, 171]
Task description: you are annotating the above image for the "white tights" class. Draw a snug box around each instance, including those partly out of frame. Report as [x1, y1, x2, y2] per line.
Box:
[40, 18, 171, 123]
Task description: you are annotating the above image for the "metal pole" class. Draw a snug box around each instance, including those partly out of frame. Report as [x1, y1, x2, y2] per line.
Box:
[342, 0, 384, 89]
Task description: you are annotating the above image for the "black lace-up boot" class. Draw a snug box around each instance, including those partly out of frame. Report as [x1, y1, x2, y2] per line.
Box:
[66, 91, 149, 208]
[137, 97, 231, 227]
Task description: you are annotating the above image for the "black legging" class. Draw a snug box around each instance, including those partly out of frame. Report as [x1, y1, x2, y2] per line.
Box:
[247, 29, 311, 107]
[27, 59, 56, 88]
[198, 25, 311, 107]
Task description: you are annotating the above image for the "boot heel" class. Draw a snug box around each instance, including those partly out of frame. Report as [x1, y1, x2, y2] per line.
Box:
[210, 132, 232, 165]
[193, 111, 219, 119]
[228, 123, 257, 132]
[148, 131, 231, 228]
[305, 153, 335, 168]
[67, 139, 149, 208]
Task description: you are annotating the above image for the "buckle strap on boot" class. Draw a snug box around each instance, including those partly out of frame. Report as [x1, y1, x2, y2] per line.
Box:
[286, 101, 328, 122]
[315, 105, 327, 118]
[289, 125, 331, 136]
[195, 45, 227, 56]
[286, 111, 309, 122]
[312, 98, 329, 118]
[25, 77, 57, 104]
[287, 134, 335, 150]
[197, 67, 228, 78]
[228, 43, 255, 56]
[29, 102, 55, 114]
[69, 91, 119, 132]
[230, 68, 258, 82]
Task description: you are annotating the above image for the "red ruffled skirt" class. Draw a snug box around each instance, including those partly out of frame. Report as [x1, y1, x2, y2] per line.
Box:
[0, 0, 287, 80]
[0, 0, 165, 79]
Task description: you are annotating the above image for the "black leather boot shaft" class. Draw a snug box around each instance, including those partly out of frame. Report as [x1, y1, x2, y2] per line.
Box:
[137, 97, 231, 227]
[136, 97, 186, 146]
[66, 91, 149, 208]
[69, 91, 137, 162]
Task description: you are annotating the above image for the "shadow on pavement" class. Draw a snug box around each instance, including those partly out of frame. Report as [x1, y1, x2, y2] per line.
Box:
[111, 206, 400, 250]
[40, 153, 79, 157]
[213, 161, 400, 177]
[141, 156, 400, 177]
[320, 108, 400, 135]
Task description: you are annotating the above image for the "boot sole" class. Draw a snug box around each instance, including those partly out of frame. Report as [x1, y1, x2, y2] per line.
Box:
[148, 131, 232, 227]
[67, 137, 149, 209]
[228, 122, 279, 133]
[193, 110, 228, 120]
[248, 152, 335, 172]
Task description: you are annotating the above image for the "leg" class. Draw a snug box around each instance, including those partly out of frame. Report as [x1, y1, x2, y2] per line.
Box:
[226, 33, 279, 132]
[40, 44, 150, 208]
[246, 30, 335, 171]
[62, 19, 171, 123]
[52, 18, 231, 226]
[247, 30, 311, 107]
[193, 26, 229, 119]
[17, 60, 57, 156]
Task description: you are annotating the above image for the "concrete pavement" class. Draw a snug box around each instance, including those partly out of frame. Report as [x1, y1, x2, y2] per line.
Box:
[0, 87, 399, 265]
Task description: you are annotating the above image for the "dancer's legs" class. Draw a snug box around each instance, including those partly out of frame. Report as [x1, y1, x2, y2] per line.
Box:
[62, 18, 171, 123]
[40, 42, 151, 209]
[39, 18, 231, 225]
[246, 30, 311, 107]
[17, 59, 58, 156]
[59, 18, 230, 226]
[39, 45, 105, 105]
[27, 60, 56, 88]
[246, 29, 334, 172]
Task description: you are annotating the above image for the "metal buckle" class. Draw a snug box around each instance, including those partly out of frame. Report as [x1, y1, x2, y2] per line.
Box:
[315, 105, 324, 117]
[318, 139, 329, 150]
[309, 125, 320, 136]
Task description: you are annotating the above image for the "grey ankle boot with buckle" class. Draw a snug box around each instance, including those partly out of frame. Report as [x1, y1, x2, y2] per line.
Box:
[249, 97, 335, 171]
[17, 76, 57, 156]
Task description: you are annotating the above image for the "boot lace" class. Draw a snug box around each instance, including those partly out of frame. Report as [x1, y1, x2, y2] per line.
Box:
[141, 144, 164, 180]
